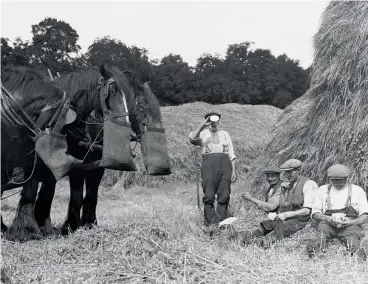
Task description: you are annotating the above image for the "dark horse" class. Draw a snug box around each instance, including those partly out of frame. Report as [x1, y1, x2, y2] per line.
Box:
[34, 64, 170, 234]
[1, 64, 135, 241]
[1, 67, 78, 240]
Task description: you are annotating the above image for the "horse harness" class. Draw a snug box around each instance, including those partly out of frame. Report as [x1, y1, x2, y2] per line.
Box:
[1, 83, 72, 139]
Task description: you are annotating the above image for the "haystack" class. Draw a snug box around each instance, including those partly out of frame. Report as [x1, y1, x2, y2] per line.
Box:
[105, 102, 282, 188]
[248, 1, 368, 195]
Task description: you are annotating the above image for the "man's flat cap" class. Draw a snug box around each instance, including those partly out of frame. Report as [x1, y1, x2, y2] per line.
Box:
[262, 165, 281, 174]
[204, 112, 221, 119]
[280, 159, 302, 171]
[327, 164, 350, 179]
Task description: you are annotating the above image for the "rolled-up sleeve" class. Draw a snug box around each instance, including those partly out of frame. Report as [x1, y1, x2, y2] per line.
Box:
[302, 180, 319, 209]
[189, 131, 202, 146]
[226, 133, 236, 161]
[357, 186, 368, 216]
[311, 185, 326, 218]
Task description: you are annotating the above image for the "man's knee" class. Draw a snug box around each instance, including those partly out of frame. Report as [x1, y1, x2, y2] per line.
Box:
[217, 184, 230, 204]
[202, 186, 216, 204]
[339, 226, 364, 251]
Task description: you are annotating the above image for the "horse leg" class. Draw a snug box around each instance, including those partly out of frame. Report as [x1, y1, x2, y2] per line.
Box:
[34, 171, 56, 236]
[61, 170, 84, 235]
[82, 168, 104, 229]
[8, 176, 42, 241]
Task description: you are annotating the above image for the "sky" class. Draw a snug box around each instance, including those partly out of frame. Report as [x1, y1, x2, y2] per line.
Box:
[1, 0, 330, 69]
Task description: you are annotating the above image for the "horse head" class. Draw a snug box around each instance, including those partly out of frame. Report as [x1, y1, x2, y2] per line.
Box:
[122, 70, 171, 176]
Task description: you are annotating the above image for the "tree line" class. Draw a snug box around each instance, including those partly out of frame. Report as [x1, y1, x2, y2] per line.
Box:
[1, 17, 311, 108]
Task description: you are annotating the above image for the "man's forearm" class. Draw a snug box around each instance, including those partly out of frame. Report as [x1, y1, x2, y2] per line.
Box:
[350, 214, 368, 226]
[231, 160, 236, 173]
[311, 212, 330, 222]
[285, 208, 311, 218]
[190, 125, 205, 140]
[246, 196, 277, 212]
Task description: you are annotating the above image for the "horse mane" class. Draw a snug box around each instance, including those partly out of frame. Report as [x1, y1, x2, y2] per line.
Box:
[1, 66, 50, 94]
[1, 66, 64, 115]
[55, 65, 136, 117]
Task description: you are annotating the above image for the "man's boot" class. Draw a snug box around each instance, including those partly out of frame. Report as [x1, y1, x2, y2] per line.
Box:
[241, 227, 264, 246]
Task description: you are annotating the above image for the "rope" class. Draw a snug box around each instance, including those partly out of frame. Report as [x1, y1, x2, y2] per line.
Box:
[81, 127, 104, 163]
[1, 189, 22, 200]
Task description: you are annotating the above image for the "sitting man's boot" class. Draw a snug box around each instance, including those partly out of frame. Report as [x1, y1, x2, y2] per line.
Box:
[9, 167, 25, 184]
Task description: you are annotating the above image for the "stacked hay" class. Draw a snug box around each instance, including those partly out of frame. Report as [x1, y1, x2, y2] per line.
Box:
[248, 1, 368, 195]
[104, 102, 282, 188]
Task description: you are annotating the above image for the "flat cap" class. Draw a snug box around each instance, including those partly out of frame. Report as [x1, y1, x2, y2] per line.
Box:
[280, 159, 302, 171]
[327, 164, 350, 179]
[204, 112, 221, 119]
[262, 165, 281, 174]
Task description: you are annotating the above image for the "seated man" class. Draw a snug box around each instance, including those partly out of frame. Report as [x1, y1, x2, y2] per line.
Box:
[243, 159, 318, 247]
[306, 164, 368, 261]
[241, 165, 282, 244]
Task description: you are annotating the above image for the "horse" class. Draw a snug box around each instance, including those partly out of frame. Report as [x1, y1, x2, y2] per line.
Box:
[1, 64, 137, 241]
[1, 66, 79, 240]
[34, 64, 171, 235]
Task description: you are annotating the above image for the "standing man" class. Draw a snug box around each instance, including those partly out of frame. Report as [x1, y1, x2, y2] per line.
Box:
[189, 112, 237, 228]
[306, 164, 368, 261]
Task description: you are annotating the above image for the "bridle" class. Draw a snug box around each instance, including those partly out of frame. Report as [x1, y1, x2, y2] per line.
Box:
[74, 75, 146, 157]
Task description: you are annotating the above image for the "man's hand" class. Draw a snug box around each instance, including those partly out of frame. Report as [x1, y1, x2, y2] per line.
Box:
[276, 212, 290, 221]
[241, 192, 252, 201]
[337, 218, 352, 227]
[231, 171, 237, 183]
[281, 181, 291, 189]
[326, 215, 341, 227]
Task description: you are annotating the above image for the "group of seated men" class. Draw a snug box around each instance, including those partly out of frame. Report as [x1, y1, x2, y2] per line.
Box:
[241, 159, 368, 261]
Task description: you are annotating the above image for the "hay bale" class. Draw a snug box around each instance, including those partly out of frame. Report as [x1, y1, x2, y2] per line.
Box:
[104, 102, 282, 188]
[248, 1, 368, 195]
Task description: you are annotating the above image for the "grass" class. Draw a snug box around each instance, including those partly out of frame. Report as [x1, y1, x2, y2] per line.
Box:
[2, 179, 368, 284]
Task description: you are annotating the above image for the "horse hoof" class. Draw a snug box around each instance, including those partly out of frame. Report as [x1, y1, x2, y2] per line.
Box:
[83, 222, 97, 230]
[39, 218, 55, 236]
[8, 205, 42, 242]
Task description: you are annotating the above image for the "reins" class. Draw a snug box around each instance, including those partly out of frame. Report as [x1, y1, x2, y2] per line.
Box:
[1, 83, 69, 190]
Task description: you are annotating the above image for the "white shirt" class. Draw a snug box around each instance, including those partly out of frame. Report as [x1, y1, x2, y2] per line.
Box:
[189, 128, 236, 161]
[311, 184, 368, 217]
[300, 180, 319, 208]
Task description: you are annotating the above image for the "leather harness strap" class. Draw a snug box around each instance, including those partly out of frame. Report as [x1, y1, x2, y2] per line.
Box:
[1, 84, 41, 135]
[1, 83, 69, 137]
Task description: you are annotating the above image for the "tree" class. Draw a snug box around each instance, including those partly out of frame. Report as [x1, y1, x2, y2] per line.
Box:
[150, 54, 196, 105]
[1, 37, 31, 67]
[86, 36, 152, 81]
[30, 17, 81, 73]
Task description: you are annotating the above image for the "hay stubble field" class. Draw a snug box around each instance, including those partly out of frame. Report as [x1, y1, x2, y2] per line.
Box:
[2, 180, 368, 284]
